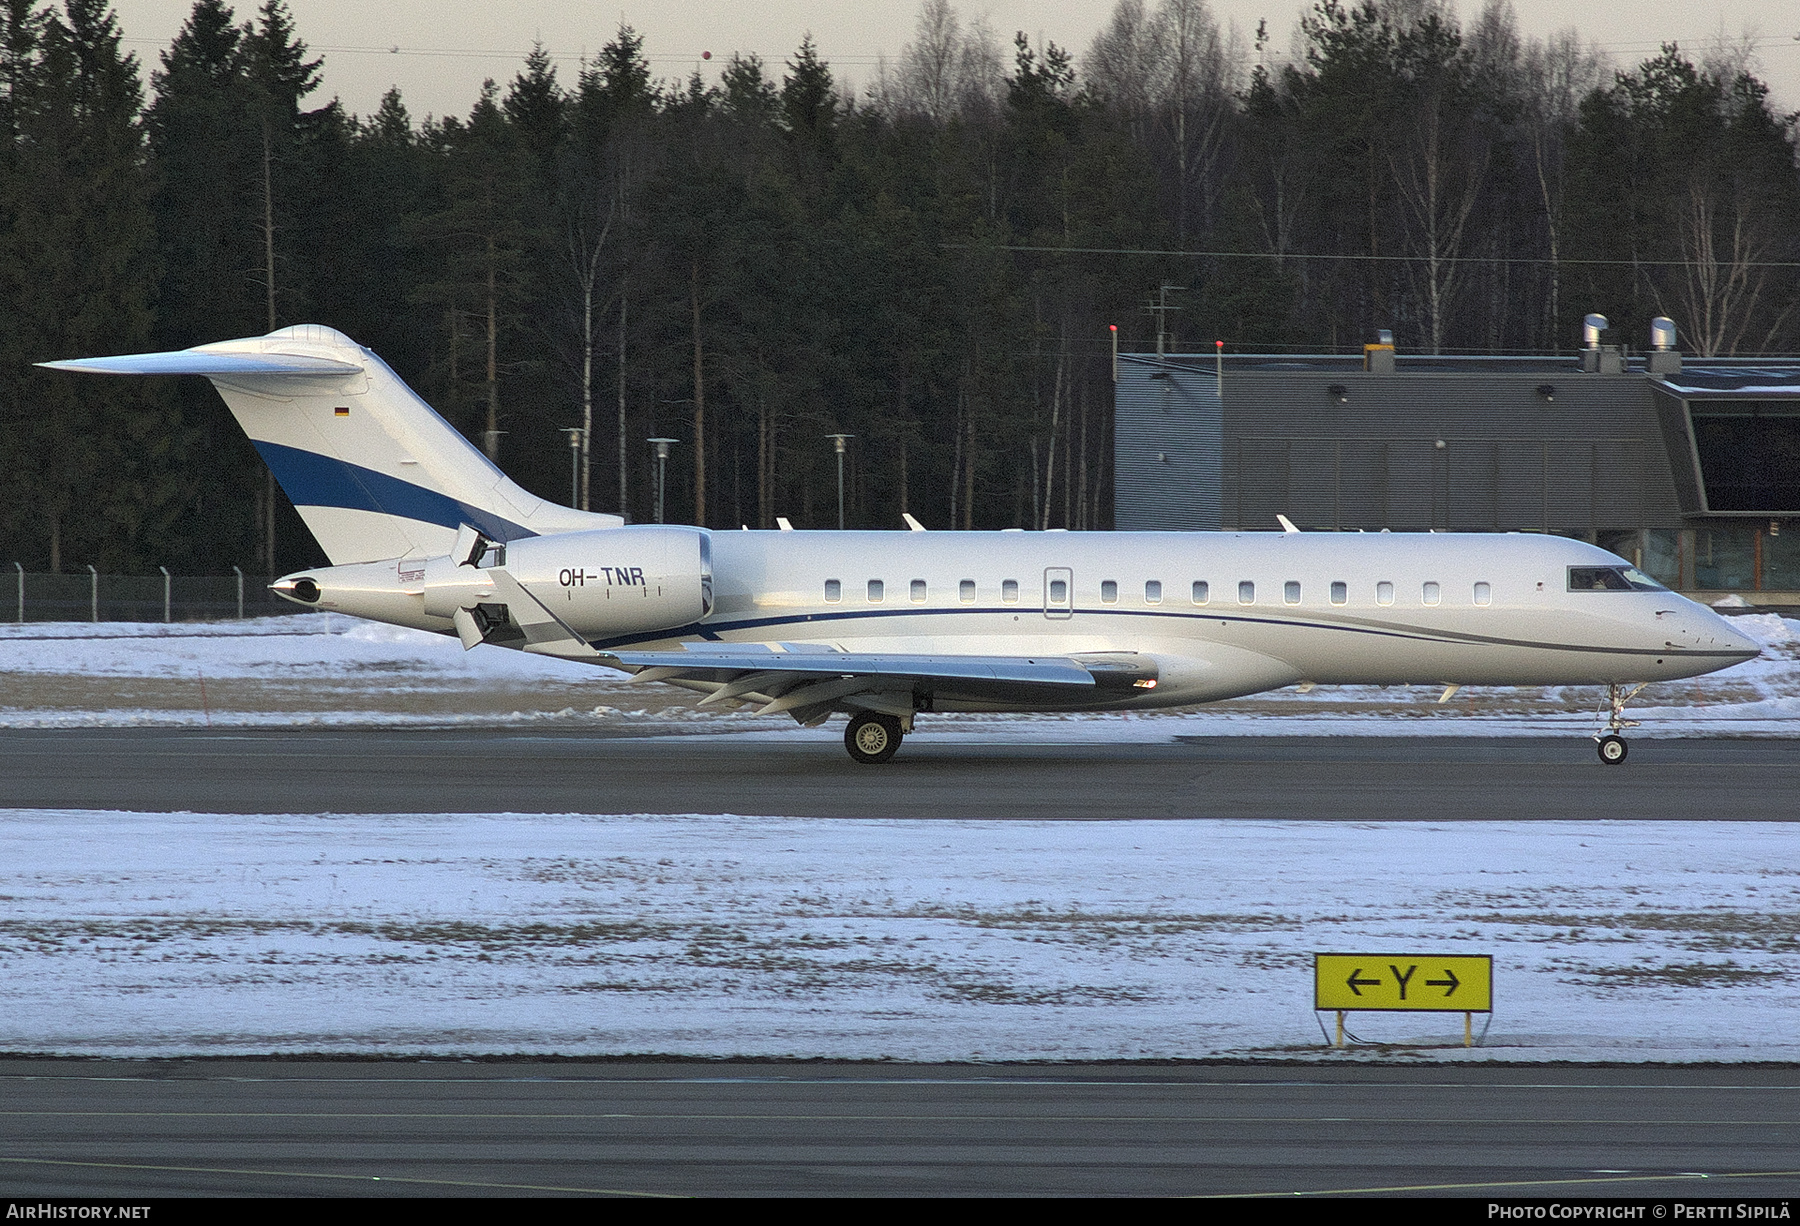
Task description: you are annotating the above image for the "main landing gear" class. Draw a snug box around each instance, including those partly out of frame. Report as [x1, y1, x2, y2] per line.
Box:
[1594, 682, 1648, 766]
[845, 712, 905, 764]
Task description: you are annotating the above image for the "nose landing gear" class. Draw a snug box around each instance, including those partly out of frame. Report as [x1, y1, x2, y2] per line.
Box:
[845, 712, 905, 764]
[1594, 682, 1648, 766]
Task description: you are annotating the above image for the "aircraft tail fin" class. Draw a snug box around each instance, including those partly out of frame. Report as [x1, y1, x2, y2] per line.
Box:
[42, 324, 622, 565]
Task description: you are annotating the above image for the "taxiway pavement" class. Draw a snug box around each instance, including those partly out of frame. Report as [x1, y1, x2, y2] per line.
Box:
[0, 728, 1795, 819]
[1, 1060, 1796, 1198]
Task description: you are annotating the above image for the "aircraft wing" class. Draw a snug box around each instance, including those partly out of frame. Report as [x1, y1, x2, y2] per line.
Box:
[601, 647, 1157, 724]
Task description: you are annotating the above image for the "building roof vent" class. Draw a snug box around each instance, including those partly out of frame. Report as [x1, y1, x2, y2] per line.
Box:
[1648, 316, 1681, 375]
[1582, 313, 1608, 349]
[1364, 329, 1395, 374]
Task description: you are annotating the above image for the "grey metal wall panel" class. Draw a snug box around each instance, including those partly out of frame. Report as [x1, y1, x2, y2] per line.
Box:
[1384, 442, 1435, 530]
[1207, 366, 1686, 531]
[1651, 384, 1706, 515]
[1113, 357, 1222, 531]
[1495, 441, 1550, 530]
[1337, 440, 1388, 528]
[1447, 441, 1499, 531]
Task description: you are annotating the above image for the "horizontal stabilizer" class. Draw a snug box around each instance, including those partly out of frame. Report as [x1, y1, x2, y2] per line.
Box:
[39, 324, 626, 566]
[38, 350, 362, 377]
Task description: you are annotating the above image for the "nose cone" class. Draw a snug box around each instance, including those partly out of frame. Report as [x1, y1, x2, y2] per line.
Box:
[1719, 617, 1763, 663]
[1693, 607, 1762, 664]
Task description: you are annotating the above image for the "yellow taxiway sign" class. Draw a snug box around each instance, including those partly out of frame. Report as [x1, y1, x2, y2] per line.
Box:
[1314, 953, 1492, 1012]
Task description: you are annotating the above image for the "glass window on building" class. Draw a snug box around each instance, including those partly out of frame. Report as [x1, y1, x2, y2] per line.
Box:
[1690, 400, 1800, 513]
[1694, 525, 1759, 591]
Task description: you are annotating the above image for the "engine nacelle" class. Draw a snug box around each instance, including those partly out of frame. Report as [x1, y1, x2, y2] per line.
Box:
[273, 526, 712, 643]
[502, 527, 711, 638]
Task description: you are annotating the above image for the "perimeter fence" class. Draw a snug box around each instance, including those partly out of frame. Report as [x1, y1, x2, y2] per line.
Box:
[3, 566, 310, 623]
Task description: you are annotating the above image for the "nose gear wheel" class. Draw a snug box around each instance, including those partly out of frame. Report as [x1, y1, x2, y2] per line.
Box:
[1593, 682, 1647, 765]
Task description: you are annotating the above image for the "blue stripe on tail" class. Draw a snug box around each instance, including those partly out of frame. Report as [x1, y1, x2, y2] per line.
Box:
[253, 441, 535, 542]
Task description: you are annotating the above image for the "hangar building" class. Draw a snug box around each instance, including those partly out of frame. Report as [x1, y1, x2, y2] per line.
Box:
[1113, 333, 1800, 602]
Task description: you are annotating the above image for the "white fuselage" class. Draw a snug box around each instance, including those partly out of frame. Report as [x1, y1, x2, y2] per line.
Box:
[557, 529, 1757, 710]
[285, 527, 1759, 713]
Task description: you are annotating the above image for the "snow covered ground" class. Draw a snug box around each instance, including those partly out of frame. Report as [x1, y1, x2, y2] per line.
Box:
[1, 811, 1796, 1061]
[0, 613, 1794, 1061]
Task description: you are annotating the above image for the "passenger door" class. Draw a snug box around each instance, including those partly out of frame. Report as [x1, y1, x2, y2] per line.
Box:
[1044, 567, 1073, 619]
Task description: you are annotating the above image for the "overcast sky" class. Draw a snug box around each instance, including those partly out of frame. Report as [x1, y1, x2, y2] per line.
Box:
[105, 1, 1800, 120]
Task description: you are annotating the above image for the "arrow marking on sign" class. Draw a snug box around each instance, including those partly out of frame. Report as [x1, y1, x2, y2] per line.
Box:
[1345, 969, 1381, 996]
[1426, 968, 1461, 996]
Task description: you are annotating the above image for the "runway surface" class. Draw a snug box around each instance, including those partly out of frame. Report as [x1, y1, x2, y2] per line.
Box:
[1, 1060, 1796, 1198]
[0, 727, 1796, 818]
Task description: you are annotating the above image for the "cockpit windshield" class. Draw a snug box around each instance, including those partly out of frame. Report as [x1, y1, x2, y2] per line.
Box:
[1567, 565, 1666, 592]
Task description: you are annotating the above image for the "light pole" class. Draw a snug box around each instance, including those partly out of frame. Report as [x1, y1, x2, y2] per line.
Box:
[560, 427, 583, 508]
[647, 438, 678, 524]
[825, 433, 853, 529]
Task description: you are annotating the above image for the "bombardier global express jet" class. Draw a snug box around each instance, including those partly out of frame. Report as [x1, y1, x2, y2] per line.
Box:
[44, 325, 1760, 764]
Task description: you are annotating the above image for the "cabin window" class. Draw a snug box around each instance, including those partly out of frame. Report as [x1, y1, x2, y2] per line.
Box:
[1238, 580, 1255, 604]
[867, 579, 884, 602]
[1330, 581, 1347, 605]
[911, 579, 927, 602]
[1001, 579, 1019, 604]
[1050, 578, 1069, 602]
[1100, 580, 1118, 603]
[1423, 581, 1441, 606]
[1474, 581, 1492, 606]
[959, 579, 976, 603]
[1192, 581, 1209, 604]
[1284, 581, 1301, 605]
[1145, 580, 1162, 604]
[1376, 581, 1394, 606]
[824, 579, 841, 603]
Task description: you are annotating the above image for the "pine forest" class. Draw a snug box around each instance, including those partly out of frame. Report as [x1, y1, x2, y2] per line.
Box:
[2, 0, 1797, 574]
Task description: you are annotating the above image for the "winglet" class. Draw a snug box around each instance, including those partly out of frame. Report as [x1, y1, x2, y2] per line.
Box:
[903, 513, 927, 532]
[1277, 514, 1301, 534]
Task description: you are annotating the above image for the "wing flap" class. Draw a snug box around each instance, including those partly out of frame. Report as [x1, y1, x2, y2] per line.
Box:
[602, 649, 1102, 687]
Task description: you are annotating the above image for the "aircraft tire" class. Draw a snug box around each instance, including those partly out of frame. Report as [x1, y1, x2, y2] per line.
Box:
[845, 713, 903, 764]
[1597, 734, 1628, 765]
